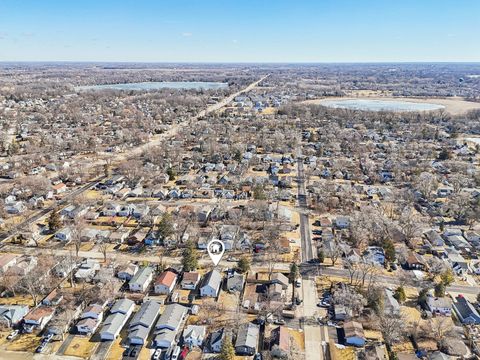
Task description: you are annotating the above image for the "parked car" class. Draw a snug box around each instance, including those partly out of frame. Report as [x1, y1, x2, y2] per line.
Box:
[274, 318, 286, 325]
[152, 348, 162, 360]
[36, 343, 46, 353]
[170, 346, 181, 360]
[7, 330, 19, 340]
[254, 353, 263, 360]
[295, 280, 302, 288]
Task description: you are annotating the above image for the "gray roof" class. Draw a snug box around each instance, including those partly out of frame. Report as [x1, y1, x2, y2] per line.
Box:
[128, 325, 150, 343]
[453, 296, 480, 323]
[129, 300, 161, 329]
[154, 329, 176, 347]
[0, 305, 29, 326]
[155, 304, 187, 331]
[110, 298, 134, 315]
[100, 312, 127, 336]
[129, 266, 154, 287]
[235, 323, 259, 350]
[201, 269, 222, 291]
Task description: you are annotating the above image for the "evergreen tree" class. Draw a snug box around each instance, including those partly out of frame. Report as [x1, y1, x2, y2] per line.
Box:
[318, 249, 325, 263]
[393, 286, 406, 304]
[289, 262, 299, 304]
[434, 282, 446, 297]
[167, 167, 176, 181]
[253, 184, 266, 200]
[181, 241, 198, 272]
[219, 336, 235, 360]
[383, 240, 396, 264]
[48, 209, 63, 233]
[237, 256, 251, 273]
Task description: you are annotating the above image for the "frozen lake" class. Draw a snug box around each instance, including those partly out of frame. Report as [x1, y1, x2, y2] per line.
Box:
[75, 81, 229, 91]
[318, 99, 445, 112]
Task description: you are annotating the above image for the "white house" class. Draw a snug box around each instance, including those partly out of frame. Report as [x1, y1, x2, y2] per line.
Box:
[426, 296, 452, 316]
[182, 325, 206, 347]
[99, 299, 135, 341]
[200, 269, 222, 298]
[129, 266, 154, 292]
[154, 271, 177, 295]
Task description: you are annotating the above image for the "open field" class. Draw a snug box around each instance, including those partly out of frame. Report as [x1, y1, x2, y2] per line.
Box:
[303, 96, 480, 115]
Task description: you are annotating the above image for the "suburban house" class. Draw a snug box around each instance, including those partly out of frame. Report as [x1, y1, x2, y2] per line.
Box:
[0, 254, 17, 273]
[153, 304, 188, 349]
[55, 227, 72, 242]
[99, 299, 135, 341]
[42, 289, 64, 306]
[154, 271, 178, 295]
[75, 259, 100, 282]
[76, 304, 104, 335]
[270, 273, 289, 290]
[426, 296, 452, 316]
[384, 289, 401, 316]
[200, 269, 222, 298]
[23, 306, 55, 332]
[226, 273, 245, 293]
[271, 326, 290, 358]
[128, 266, 154, 292]
[0, 305, 29, 327]
[206, 328, 225, 353]
[182, 325, 206, 347]
[344, 321, 366, 347]
[404, 251, 426, 270]
[235, 322, 259, 356]
[128, 300, 161, 345]
[181, 272, 201, 290]
[452, 295, 480, 325]
[117, 263, 138, 280]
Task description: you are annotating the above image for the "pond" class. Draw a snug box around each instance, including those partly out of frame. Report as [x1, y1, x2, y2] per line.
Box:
[318, 99, 445, 112]
[75, 81, 229, 91]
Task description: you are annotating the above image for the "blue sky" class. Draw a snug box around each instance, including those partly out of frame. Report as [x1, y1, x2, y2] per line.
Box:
[0, 0, 479, 62]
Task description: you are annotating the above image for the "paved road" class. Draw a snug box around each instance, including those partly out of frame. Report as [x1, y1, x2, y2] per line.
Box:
[302, 278, 322, 360]
[296, 152, 314, 262]
[301, 264, 480, 295]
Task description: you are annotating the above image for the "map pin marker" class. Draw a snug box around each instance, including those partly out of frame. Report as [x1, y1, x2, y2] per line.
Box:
[207, 239, 225, 266]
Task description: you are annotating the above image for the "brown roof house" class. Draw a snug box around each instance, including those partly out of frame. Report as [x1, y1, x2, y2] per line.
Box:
[23, 306, 55, 332]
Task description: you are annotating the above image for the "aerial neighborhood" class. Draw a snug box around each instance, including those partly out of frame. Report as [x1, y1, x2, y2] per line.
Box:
[1, 61, 480, 360]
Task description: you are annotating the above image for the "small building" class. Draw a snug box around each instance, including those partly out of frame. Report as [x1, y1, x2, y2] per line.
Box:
[182, 325, 206, 347]
[99, 299, 135, 341]
[23, 306, 55, 332]
[452, 295, 480, 324]
[226, 273, 245, 293]
[404, 251, 426, 271]
[271, 326, 290, 358]
[153, 304, 188, 348]
[55, 227, 72, 242]
[235, 322, 259, 356]
[426, 296, 452, 316]
[128, 266, 154, 293]
[154, 271, 178, 295]
[200, 269, 222, 298]
[207, 328, 225, 353]
[181, 272, 201, 290]
[117, 263, 138, 281]
[270, 273, 289, 289]
[384, 289, 401, 316]
[344, 321, 365, 347]
[0, 305, 29, 328]
[128, 300, 161, 345]
[0, 254, 18, 273]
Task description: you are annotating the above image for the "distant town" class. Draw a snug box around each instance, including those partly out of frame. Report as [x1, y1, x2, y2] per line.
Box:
[0, 62, 480, 360]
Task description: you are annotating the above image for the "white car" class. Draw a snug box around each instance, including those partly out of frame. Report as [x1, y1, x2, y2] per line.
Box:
[152, 349, 162, 360]
[7, 330, 19, 340]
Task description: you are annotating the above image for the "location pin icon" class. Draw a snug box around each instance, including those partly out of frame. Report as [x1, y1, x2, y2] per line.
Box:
[207, 239, 225, 266]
